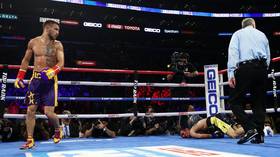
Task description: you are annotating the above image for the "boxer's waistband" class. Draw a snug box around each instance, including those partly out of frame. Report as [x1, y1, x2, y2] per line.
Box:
[32, 71, 42, 79]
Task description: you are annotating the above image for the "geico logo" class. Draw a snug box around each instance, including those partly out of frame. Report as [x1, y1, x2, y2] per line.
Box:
[207, 69, 216, 91]
[208, 99, 218, 115]
[83, 22, 102, 28]
[144, 28, 160, 33]
[124, 26, 140, 31]
[207, 69, 218, 115]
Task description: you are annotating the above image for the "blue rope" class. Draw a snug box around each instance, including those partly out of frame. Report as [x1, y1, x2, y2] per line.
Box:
[6, 90, 280, 101]
[5, 96, 205, 101]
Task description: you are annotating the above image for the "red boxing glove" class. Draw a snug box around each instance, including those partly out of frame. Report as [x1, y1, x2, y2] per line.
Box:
[40, 65, 61, 80]
[14, 69, 26, 88]
[51, 65, 61, 75]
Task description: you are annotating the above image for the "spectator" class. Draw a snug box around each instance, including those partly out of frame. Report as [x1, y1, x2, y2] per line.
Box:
[61, 110, 81, 138]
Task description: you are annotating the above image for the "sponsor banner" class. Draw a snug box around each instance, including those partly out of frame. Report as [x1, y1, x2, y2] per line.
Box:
[61, 20, 79, 25]
[107, 24, 123, 30]
[228, 13, 243, 17]
[144, 27, 161, 33]
[54, 0, 83, 4]
[83, 22, 102, 28]
[212, 13, 230, 17]
[0, 35, 26, 40]
[142, 145, 257, 157]
[182, 11, 193, 16]
[107, 3, 127, 9]
[28, 145, 258, 157]
[128, 6, 141, 11]
[218, 32, 233, 36]
[164, 29, 179, 34]
[181, 30, 194, 34]
[0, 13, 18, 20]
[263, 13, 280, 17]
[76, 60, 96, 66]
[273, 32, 280, 36]
[124, 25, 140, 31]
[39, 17, 60, 23]
[204, 64, 220, 117]
[161, 9, 180, 15]
[52, 0, 280, 18]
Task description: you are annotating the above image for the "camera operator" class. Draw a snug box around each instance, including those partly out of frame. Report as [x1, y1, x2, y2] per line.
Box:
[118, 116, 145, 136]
[166, 52, 198, 112]
[0, 118, 19, 142]
[79, 119, 116, 138]
[167, 51, 198, 82]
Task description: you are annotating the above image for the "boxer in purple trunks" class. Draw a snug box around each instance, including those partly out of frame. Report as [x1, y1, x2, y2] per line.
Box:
[25, 71, 57, 107]
[14, 20, 64, 149]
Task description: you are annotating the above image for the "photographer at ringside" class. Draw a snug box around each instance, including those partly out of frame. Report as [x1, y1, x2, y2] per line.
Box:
[166, 51, 198, 112]
[79, 119, 116, 138]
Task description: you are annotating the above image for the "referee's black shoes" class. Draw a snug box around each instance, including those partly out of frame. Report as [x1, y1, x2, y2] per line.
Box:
[237, 129, 258, 144]
[250, 134, 264, 144]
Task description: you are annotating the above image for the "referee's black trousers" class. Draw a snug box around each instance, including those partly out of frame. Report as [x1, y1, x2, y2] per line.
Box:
[229, 62, 267, 135]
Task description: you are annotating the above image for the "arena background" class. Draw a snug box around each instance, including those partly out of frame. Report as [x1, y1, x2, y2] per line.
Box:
[1, 0, 279, 70]
[0, 0, 280, 157]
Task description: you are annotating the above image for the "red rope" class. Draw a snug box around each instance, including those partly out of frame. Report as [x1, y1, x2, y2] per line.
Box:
[1, 57, 279, 75]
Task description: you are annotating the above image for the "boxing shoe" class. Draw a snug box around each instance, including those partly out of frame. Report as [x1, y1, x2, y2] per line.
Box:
[237, 129, 258, 144]
[20, 137, 35, 149]
[53, 128, 63, 144]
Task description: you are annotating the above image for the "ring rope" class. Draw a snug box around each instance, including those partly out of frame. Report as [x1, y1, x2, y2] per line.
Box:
[4, 108, 280, 119]
[0, 64, 207, 76]
[5, 90, 280, 101]
[3, 79, 205, 87]
[2, 71, 280, 88]
[5, 96, 205, 101]
[2, 57, 280, 119]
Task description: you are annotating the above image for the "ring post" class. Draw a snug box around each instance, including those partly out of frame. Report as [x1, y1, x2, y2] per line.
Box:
[1, 64, 8, 118]
[132, 70, 138, 116]
[271, 69, 278, 113]
[204, 64, 221, 117]
[219, 73, 225, 111]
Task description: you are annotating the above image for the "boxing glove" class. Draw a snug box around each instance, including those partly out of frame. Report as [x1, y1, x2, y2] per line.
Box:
[40, 65, 61, 80]
[264, 126, 274, 136]
[211, 130, 224, 138]
[14, 69, 26, 89]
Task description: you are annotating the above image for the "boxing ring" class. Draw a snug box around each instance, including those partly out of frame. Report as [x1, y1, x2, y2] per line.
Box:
[1, 57, 280, 157]
[0, 135, 279, 157]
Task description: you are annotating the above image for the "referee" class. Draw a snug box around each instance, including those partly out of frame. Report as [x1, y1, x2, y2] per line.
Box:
[227, 18, 270, 144]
